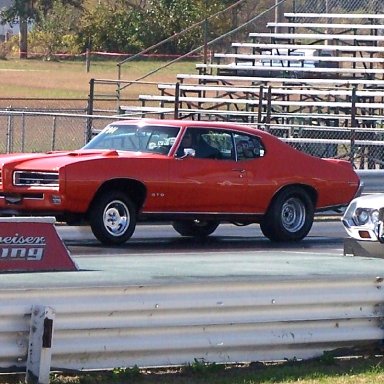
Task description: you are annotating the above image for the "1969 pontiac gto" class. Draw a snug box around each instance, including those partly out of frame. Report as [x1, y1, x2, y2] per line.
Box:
[0, 119, 361, 244]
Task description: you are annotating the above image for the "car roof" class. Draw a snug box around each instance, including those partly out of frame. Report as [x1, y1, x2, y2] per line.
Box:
[110, 118, 265, 137]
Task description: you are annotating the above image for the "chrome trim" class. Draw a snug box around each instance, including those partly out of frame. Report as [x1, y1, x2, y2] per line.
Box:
[354, 180, 365, 198]
[377, 208, 384, 243]
[0, 193, 44, 200]
[13, 171, 59, 187]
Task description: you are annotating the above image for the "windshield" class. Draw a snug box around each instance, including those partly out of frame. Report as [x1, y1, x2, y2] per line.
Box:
[82, 124, 180, 155]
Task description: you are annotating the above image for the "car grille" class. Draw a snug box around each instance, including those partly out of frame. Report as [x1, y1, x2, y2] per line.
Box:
[13, 171, 59, 187]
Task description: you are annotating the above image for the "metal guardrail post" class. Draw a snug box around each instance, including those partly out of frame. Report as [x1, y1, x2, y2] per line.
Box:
[26, 305, 55, 384]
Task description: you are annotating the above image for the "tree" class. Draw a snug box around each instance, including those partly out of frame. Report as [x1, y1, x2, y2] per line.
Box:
[30, 0, 83, 59]
[0, 0, 83, 59]
[79, 2, 145, 53]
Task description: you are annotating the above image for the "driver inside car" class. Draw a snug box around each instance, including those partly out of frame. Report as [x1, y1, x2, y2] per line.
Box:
[177, 130, 221, 159]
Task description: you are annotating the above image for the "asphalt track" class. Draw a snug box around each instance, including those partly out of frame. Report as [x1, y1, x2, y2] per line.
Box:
[1, 221, 384, 289]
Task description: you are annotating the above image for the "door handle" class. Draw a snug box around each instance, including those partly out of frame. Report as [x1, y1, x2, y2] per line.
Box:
[232, 169, 246, 178]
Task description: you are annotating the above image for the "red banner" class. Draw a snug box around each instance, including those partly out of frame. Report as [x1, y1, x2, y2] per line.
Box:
[0, 218, 78, 272]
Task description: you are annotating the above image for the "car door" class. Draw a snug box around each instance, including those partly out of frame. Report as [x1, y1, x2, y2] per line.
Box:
[166, 128, 254, 213]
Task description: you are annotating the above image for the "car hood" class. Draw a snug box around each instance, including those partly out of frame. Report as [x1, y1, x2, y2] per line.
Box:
[348, 193, 384, 209]
[0, 150, 158, 171]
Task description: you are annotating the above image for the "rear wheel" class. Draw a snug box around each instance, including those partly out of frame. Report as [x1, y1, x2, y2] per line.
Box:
[172, 220, 220, 237]
[89, 191, 136, 245]
[260, 187, 314, 242]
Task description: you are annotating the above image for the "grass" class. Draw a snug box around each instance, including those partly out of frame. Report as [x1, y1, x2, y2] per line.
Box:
[0, 57, 197, 100]
[1, 354, 384, 384]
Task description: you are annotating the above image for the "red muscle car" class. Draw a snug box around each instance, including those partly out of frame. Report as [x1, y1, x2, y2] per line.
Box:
[0, 119, 361, 244]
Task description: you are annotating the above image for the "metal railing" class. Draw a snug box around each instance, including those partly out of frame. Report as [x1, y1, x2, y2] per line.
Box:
[1, 275, 383, 382]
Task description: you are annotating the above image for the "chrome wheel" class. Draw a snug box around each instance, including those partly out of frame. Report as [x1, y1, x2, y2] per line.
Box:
[103, 200, 130, 237]
[89, 191, 136, 245]
[260, 187, 314, 242]
[281, 197, 306, 233]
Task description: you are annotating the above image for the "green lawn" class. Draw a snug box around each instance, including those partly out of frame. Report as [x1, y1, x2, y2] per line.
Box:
[0, 58, 197, 99]
[1, 354, 384, 384]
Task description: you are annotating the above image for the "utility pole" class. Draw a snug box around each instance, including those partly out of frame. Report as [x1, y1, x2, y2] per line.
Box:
[274, 0, 284, 34]
[19, 17, 28, 59]
[203, 0, 208, 64]
[19, 0, 32, 59]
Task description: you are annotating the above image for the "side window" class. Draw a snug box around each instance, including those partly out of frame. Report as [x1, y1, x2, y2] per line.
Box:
[234, 133, 265, 161]
[145, 126, 179, 154]
[178, 128, 234, 160]
[199, 130, 233, 160]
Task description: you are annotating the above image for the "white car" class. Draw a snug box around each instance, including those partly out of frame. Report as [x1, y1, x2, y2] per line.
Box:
[342, 194, 384, 242]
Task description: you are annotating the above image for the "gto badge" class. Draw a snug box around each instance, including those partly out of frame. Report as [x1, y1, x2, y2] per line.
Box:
[151, 192, 165, 198]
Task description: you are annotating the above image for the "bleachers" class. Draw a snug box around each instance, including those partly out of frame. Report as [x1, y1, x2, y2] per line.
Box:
[121, 12, 384, 168]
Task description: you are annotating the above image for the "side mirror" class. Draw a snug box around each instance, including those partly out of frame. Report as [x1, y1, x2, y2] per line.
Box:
[175, 147, 196, 159]
[184, 148, 196, 157]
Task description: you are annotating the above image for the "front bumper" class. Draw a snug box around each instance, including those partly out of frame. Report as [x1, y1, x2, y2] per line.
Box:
[344, 237, 384, 258]
[0, 190, 65, 216]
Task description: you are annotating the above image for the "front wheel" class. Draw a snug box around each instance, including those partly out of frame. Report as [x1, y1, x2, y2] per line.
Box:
[172, 220, 219, 237]
[260, 187, 314, 242]
[89, 191, 136, 245]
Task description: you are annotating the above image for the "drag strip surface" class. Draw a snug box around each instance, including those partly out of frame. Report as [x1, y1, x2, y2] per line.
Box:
[2, 221, 383, 290]
[59, 221, 346, 255]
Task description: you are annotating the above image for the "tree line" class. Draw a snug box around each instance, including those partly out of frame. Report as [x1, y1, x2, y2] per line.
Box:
[0, 0, 249, 59]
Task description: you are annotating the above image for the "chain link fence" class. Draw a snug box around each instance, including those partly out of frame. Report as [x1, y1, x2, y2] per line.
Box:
[0, 111, 115, 153]
[0, 109, 383, 169]
[293, 0, 384, 15]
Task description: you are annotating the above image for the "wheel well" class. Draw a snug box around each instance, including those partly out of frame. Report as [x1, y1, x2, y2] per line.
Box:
[89, 179, 147, 214]
[269, 184, 317, 211]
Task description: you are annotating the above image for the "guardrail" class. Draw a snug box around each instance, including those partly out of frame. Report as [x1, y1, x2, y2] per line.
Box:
[1, 275, 384, 383]
[357, 170, 384, 194]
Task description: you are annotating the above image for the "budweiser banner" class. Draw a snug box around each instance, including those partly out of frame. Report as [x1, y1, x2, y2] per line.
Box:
[0, 217, 78, 272]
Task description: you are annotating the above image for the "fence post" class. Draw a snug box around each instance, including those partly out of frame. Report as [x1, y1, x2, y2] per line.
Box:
[51, 116, 57, 151]
[85, 48, 91, 73]
[86, 79, 95, 143]
[350, 87, 357, 164]
[21, 113, 26, 152]
[174, 82, 180, 119]
[265, 86, 272, 132]
[6, 112, 13, 154]
[257, 85, 264, 128]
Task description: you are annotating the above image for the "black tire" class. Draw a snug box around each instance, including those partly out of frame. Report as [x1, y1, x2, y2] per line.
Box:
[172, 220, 220, 237]
[89, 191, 136, 245]
[260, 187, 314, 242]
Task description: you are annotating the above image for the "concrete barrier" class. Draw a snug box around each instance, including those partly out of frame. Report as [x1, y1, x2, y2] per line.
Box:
[0, 217, 78, 272]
